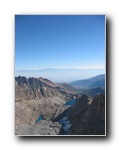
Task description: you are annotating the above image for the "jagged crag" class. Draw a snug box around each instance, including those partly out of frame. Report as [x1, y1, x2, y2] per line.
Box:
[15, 76, 105, 135]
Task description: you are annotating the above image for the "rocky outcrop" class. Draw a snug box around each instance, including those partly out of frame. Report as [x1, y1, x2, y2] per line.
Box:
[15, 76, 77, 101]
[16, 76, 62, 100]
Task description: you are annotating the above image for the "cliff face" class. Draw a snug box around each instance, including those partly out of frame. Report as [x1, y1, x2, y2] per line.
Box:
[54, 94, 105, 135]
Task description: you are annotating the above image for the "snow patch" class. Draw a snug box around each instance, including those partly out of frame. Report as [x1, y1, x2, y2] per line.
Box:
[58, 116, 71, 132]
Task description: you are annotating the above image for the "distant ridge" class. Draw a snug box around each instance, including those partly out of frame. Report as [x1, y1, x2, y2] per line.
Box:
[69, 74, 105, 89]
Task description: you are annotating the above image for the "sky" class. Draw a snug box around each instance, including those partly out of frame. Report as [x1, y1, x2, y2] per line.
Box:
[15, 15, 105, 70]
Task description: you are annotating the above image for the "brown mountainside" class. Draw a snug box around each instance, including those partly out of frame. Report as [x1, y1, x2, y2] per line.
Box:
[15, 76, 77, 134]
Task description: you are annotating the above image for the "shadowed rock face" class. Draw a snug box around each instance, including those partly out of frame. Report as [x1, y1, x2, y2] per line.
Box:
[69, 94, 105, 135]
[54, 94, 105, 135]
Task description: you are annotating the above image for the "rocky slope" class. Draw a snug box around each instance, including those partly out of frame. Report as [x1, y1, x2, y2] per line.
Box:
[15, 76, 105, 135]
[15, 76, 77, 134]
[53, 94, 105, 135]
[16, 120, 62, 135]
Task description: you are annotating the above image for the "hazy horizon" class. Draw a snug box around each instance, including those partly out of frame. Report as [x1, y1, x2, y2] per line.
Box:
[15, 66, 105, 71]
[15, 68, 105, 83]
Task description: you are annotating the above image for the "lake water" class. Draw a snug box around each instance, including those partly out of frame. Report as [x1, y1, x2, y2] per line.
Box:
[65, 99, 76, 105]
[35, 99, 76, 128]
[35, 116, 43, 123]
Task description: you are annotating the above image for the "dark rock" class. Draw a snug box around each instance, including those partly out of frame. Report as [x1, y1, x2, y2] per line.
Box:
[54, 94, 105, 135]
[68, 94, 105, 135]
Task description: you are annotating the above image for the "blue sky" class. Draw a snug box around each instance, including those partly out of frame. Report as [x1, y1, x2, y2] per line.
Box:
[15, 15, 105, 70]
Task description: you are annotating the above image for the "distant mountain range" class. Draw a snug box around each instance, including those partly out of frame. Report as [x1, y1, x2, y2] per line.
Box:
[69, 74, 105, 89]
[15, 68, 105, 83]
